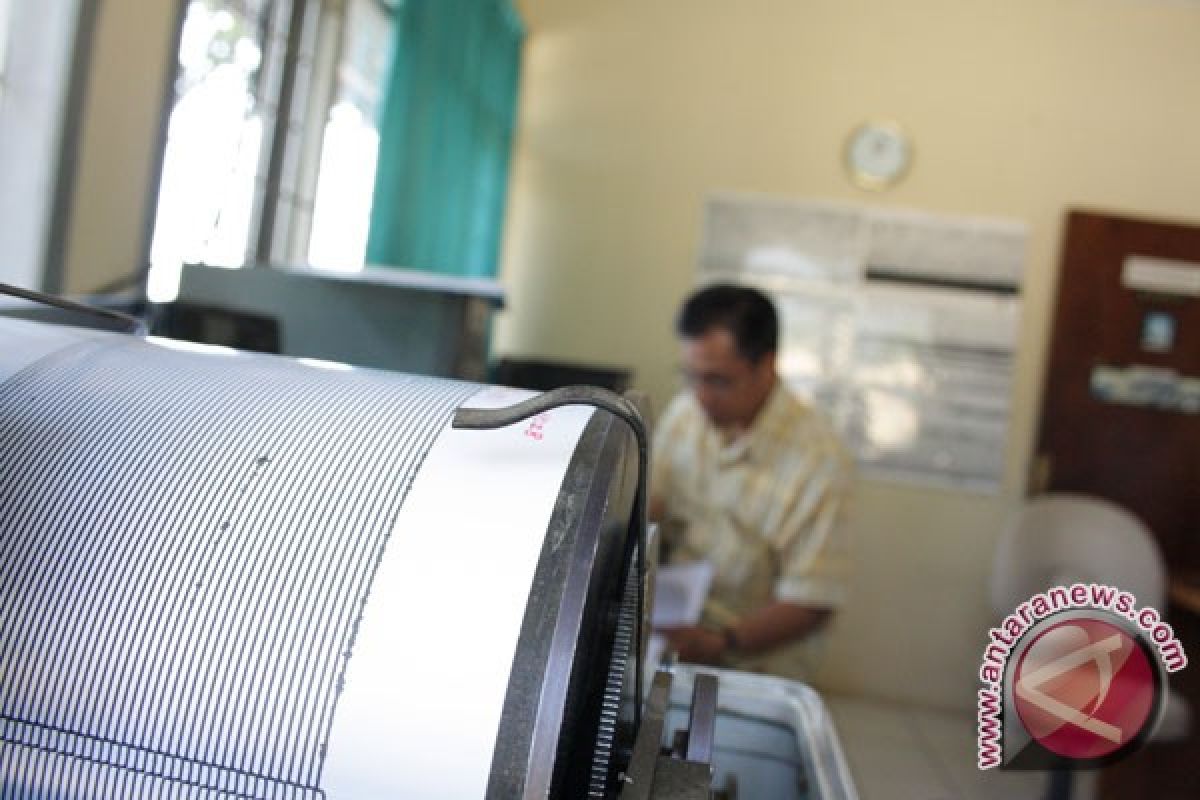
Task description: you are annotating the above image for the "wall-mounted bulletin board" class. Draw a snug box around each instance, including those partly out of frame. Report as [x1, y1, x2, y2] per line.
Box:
[699, 193, 1028, 493]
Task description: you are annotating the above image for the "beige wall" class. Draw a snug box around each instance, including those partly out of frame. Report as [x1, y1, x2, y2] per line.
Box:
[500, 0, 1200, 711]
[62, 0, 177, 293]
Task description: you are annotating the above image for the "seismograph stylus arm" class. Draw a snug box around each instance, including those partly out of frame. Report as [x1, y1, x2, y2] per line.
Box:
[0, 282, 147, 335]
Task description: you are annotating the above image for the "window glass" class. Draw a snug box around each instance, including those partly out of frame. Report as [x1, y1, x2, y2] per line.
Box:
[148, 0, 275, 301]
[306, 0, 392, 271]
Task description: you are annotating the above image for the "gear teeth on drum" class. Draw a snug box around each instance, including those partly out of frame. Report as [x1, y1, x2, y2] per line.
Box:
[587, 556, 641, 798]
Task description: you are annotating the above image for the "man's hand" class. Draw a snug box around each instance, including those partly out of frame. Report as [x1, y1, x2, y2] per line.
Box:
[659, 625, 726, 665]
[736, 602, 831, 652]
[658, 603, 833, 666]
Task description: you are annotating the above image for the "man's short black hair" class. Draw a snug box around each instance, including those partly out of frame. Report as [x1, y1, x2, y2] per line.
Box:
[676, 283, 778, 363]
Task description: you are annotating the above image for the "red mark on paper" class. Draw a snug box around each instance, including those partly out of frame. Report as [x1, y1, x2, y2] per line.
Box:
[524, 413, 550, 441]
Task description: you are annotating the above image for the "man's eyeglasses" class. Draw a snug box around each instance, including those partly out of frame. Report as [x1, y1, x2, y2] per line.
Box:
[678, 368, 742, 391]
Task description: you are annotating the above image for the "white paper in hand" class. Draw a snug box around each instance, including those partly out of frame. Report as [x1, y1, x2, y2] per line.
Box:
[652, 561, 715, 628]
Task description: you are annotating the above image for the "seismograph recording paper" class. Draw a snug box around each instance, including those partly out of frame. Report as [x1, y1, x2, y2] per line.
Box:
[0, 320, 590, 798]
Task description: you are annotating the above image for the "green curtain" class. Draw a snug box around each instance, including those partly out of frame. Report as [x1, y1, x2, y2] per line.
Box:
[366, 0, 524, 278]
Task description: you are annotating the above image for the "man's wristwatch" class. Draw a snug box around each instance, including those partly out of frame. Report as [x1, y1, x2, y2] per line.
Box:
[721, 625, 740, 653]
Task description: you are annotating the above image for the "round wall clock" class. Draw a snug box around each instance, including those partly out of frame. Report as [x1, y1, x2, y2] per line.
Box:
[844, 121, 912, 190]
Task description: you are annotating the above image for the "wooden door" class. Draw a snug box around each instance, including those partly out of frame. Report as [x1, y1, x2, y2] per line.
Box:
[1037, 210, 1200, 799]
[1036, 209, 1200, 569]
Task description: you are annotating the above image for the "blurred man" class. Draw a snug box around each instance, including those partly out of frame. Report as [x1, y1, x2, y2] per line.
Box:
[650, 283, 851, 679]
